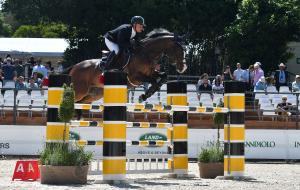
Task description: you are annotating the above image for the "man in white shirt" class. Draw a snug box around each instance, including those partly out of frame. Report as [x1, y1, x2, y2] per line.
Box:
[233, 62, 244, 81]
[32, 59, 48, 79]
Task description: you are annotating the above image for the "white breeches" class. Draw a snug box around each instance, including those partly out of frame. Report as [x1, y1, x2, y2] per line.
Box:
[105, 38, 119, 54]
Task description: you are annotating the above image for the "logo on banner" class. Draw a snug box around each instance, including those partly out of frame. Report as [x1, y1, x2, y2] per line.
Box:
[139, 132, 167, 148]
[245, 141, 276, 148]
[139, 133, 167, 141]
[69, 131, 80, 140]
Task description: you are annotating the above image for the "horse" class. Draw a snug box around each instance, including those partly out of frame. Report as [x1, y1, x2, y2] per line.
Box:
[67, 29, 187, 105]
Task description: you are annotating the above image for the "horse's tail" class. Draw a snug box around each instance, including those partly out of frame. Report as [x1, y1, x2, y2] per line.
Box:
[62, 65, 73, 74]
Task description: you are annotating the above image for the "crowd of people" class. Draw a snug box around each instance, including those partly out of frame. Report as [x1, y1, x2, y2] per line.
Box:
[196, 61, 300, 98]
[0, 54, 64, 90]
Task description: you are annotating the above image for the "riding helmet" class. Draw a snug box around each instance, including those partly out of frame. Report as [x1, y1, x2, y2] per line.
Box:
[131, 16, 146, 26]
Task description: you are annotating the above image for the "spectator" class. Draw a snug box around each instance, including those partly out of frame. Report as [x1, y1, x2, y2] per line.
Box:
[254, 76, 266, 91]
[233, 63, 244, 81]
[32, 59, 48, 79]
[222, 65, 233, 81]
[45, 61, 54, 75]
[55, 61, 64, 73]
[0, 57, 3, 68]
[265, 77, 276, 88]
[15, 59, 25, 77]
[15, 76, 27, 90]
[242, 64, 254, 91]
[2, 57, 16, 85]
[253, 62, 264, 86]
[276, 95, 292, 116]
[27, 77, 39, 90]
[197, 73, 211, 87]
[24, 56, 35, 80]
[0, 69, 4, 86]
[292, 75, 300, 92]
[197, 78, 212, 100]
[212, 75, 224, 94]
[274, 63, 288, 91]
[32, 72, 43, 87]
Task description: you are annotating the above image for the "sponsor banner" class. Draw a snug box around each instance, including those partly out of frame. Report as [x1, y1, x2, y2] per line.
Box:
[1, 125, 300, 159]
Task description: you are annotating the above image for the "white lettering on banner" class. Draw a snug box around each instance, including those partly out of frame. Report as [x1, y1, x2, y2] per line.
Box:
[28, 163, 34, 173]
[16, 163, 24, 173]
[295, 142, 300, 148]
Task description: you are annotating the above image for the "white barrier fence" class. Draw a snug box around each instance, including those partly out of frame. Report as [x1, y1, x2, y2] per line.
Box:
[1, 125, 300, 160]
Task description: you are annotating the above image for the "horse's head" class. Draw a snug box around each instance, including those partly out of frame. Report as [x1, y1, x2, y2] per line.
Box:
[142, 29, 187, 74]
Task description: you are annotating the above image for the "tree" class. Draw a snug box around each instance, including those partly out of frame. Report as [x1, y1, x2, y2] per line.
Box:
[0, 12, 12, 36]
[225, 0, 300, 72]
[13, 22, 67, 38]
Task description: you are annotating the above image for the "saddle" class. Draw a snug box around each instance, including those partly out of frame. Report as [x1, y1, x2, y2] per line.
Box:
[98, 50, 131, 72]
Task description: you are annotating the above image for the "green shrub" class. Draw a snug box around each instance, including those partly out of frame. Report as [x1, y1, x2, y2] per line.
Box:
[39, 143, 93, 166]
[198, 145, 224, 163]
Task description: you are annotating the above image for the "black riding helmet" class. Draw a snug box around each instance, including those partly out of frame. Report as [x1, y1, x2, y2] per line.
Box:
[131, 16, 146, 26]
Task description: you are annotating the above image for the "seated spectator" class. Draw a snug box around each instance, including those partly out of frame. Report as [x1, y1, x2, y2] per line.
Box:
[197, 78, 212, 100]
[212, 75, 224, 94]
[15, 76, 27, 90]
[292, 75, 300, 92]
[254, 76, 266, 91]
[222, 65, 233, 81]
[197, 73, 211, 87]
[32, 72, 43, 87]
[27, 77, 39, 90]
[276, 96, 292, 116]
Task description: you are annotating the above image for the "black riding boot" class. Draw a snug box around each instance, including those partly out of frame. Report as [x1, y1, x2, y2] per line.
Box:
[104, 51, 116, 71]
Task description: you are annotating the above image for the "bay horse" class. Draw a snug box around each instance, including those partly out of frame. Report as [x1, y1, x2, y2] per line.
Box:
[68, 29, 187, 105]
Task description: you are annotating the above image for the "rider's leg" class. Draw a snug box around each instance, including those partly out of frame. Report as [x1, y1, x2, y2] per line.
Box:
[104, 51, 116, 70]
[104, 38, 119, 70]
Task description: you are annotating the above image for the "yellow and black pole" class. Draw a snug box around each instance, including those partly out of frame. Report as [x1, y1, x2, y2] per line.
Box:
[46, 74, 71, 144]
[103, 71, 127, 182]
[167, 82, 188, 177]
[223, 81, 245, 178]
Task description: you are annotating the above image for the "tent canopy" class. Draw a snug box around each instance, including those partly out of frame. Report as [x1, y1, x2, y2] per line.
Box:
[0, 38, 69, 57]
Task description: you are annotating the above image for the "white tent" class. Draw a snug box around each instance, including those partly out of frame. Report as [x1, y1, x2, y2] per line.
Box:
[0, 38, 69, 57]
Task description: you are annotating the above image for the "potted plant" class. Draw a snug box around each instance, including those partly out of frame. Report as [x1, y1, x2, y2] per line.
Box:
[198, 100, 224, 178]
[39, 84, 93, 184]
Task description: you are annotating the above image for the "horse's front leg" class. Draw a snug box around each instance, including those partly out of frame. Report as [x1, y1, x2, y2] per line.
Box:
[138, 73, 167, 102]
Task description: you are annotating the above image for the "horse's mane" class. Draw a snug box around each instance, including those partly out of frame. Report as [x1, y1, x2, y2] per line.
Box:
[144, 28, 173, 39]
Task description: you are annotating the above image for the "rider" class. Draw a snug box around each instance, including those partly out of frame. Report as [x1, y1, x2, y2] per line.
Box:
[103, 16, 146, 71]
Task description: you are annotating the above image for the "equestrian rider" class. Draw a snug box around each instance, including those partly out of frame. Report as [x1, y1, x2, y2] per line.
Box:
[103, 16, 146, 70]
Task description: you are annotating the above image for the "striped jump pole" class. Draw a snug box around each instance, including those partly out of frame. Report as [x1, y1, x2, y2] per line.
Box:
[102, 71, 127, 183]
[167, 81, 189, 177]
[46, 74, 71, 145]
[223, 81, 246, 179]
